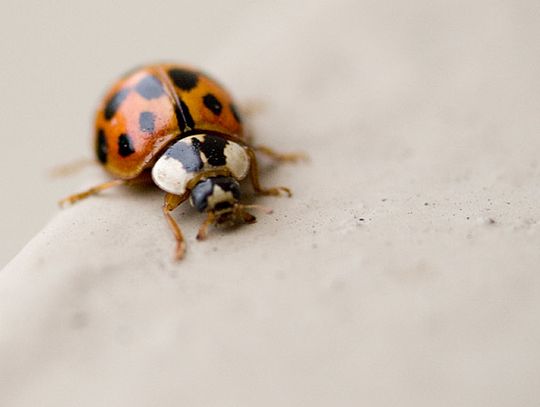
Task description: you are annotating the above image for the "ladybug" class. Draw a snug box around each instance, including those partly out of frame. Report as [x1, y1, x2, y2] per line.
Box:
[60, 63, 301, 260]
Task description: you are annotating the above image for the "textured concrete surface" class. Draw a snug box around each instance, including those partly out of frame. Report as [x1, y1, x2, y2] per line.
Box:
[1, 1, 540, 406]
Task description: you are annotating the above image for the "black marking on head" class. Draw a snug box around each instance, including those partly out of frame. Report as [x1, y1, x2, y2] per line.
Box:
[168, 68, 199, 91]
[214, 201, 233, 212]
[104, 88, 129, 120]
[96, 129, 108, 164]
[213, 176, 241, 200]
[118, 134, 135, 157]
[139, 111, 155, 133]
[164, 140, 203, 172]
[203, 93, 222, 116]
[230, 103, 242, 124]
[135, 75, 165, 100]
[190, 176, 240, 212]
[198, 135, 228, 166]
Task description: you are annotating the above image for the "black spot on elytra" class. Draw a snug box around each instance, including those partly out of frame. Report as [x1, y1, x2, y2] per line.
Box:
[139, 111, 155, 133]
[180, 100, 195, 129]
[168, 68, 199, 91]
[230, 103, 242, 123]
[203, 93, 222, 116]
[104, 88, 129, 120]
[197, 134, 228, 166]
[118, 134, 135, 157]
[135, 75, 164, 100]
[96, 129, 108, 164]
[164, 140, 203, 172]
[173, 99, 194, 131]
[173, 104, 185, 132]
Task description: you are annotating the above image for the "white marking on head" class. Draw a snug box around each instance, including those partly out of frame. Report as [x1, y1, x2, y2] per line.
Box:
[223, 142, 249, 180]
[151, 134, 250, 195]
[151, 156, 190, 195]
[207, 184, 236, 210]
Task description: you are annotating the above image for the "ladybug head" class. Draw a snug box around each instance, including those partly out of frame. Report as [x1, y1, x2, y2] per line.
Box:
[190, 176, 245, 224]
[190, 177, 274, 241]
[190, 176, 273, 240]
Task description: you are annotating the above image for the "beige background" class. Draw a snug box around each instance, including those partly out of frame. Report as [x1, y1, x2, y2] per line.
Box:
[2, 0, 540, 406]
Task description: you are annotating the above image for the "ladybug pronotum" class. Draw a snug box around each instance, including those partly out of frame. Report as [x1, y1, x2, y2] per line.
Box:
[60, 63, 301, 260]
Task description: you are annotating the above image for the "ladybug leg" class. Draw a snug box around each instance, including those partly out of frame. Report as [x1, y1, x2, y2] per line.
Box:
[245, 147, 292, 197]
[49, 157, 96, 178]
[59, 179, 125, 207]
[162, 192, 190, 260]
[196, 212, 216, 241]
[253, 145, 307, 163]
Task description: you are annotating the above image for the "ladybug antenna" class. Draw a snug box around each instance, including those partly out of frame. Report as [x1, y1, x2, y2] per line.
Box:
[236, 203, 273, 215]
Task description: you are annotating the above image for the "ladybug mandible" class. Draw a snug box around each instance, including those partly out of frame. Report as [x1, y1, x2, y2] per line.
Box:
[60, 63, 301, 260]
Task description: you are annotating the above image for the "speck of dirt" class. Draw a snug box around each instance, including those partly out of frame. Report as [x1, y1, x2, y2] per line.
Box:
[476, 216, 497, 225]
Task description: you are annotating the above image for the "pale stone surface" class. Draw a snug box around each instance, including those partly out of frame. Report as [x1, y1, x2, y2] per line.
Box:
[1, 1, 540, 406]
